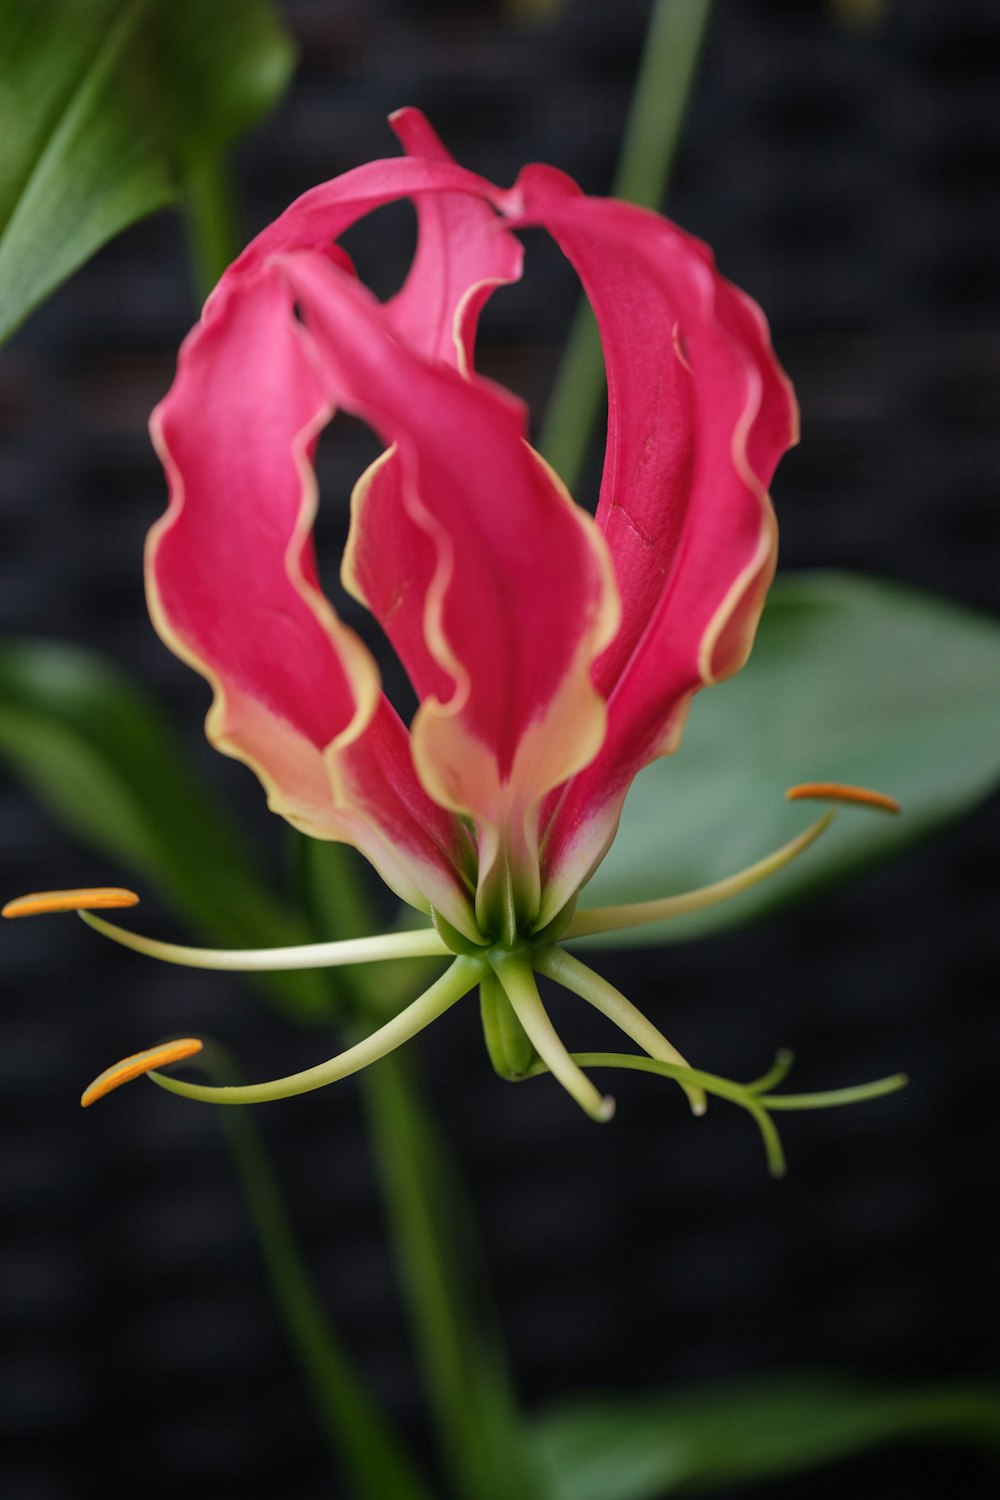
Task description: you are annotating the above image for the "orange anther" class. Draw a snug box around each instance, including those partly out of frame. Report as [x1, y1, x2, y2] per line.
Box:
[80, 1038, 203, 1108]
[785, 782, 900, 815]
[2, 887, 139, 919]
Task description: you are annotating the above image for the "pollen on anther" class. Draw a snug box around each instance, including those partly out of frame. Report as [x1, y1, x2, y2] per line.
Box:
[2, 887, 140, 919]
[81, 1038, 203, 1108]
[785, 782, 901, 815]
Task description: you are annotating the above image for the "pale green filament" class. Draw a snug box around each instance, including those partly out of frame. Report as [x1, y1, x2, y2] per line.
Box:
[524, 1050, 908, 1177]
[79, 910, 449, 971]
[66, 792, 906, 1155]
[147, 957, 484, 1105]
[490, 951, 615, 1122]
[565, 811, 835, 939]
[535, 945, 707, 1117]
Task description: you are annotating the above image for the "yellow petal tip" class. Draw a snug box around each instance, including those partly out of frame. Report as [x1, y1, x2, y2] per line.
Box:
[81, 1037, 203, 1108]
[785, 782, 900, 815]
[3, 887, 140, 919]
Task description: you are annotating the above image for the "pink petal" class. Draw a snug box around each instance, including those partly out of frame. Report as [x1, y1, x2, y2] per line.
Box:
[382, 108, 523, 370]
[281, 250, 619, 932]
[506, 169, 797, 917]
[204, 139, 508, 333]
[148, 270, 475, 930]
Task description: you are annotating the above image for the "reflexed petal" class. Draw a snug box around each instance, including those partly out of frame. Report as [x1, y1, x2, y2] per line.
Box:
[507, 169, 796, 918]
[282, 250, 619, 931]
[383, 108, 523, 371]
[148, 269, 475, 931]
[205, 142, 507, 326]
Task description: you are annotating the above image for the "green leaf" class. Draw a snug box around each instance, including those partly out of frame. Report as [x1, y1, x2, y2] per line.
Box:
[532, 1377, 1000, 1500]
[0, 0, 295, 344]
[0, 637, 329, 1019]
[581, 572, 1000, 946]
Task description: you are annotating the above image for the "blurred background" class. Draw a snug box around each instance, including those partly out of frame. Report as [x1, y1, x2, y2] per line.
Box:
[1, 1, 999, 1496]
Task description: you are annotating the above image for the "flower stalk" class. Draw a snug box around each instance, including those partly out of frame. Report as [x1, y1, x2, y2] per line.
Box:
[193, 1042, 436, 1500]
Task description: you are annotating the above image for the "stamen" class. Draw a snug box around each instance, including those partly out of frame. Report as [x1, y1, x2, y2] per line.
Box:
[490, 952, 614, 1122]
[566, 811, 834, 939]
[786, 782, 900, 814]
[143, 956, 484, 1106]
[535, 946, 706, 1115]
[77, 910, 449, 971]
[3, 887, 139, 919]
[81, 1037, 202, 1107]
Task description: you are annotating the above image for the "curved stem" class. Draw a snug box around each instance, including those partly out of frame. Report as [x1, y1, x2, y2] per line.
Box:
[536, 945, 706, 1115]
[197, 1044, 434, 1500]
[79, 909, 449, 971]
[491, 952, 614, 1121]
[566, 812, 834, 938]
[361, 1051, 544, 1500]
[147, 957, 484, 1105]
[290, 849, 542, 1496]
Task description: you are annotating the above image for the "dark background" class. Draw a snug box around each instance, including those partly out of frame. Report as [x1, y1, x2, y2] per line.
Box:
[2, 1, 999, 1496]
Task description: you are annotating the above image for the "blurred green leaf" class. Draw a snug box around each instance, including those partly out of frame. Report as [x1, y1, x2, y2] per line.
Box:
[581, 572, 1000, 946]
[0, 637, 328, 1018]
[0, 0, 295, 343]
[532, 1376, 1000, 1500]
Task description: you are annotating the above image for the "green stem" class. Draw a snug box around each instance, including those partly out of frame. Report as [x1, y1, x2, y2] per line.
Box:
[198, 1045, 433, 1500]
[361, 1049, 544, 1500]
[538, 0, 714, 492]
[290, 848, 539, 1498]
[183, 152, 244, 299]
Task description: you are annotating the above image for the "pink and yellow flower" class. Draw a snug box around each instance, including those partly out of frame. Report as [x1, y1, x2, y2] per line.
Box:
[12, 114, 900, 1131]
[149, 108, 795, 949]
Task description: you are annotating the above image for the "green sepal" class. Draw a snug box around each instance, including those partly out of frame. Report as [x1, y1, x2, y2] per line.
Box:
[432, 906, 489, 957]
[479, 969, 538, 1080]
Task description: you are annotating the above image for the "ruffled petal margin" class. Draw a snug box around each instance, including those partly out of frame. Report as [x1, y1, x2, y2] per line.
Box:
[281, 251, 619, 933]
[148, 267, 477, 935]
[502, 168, 797, 921]
[148, 116, 796, 939]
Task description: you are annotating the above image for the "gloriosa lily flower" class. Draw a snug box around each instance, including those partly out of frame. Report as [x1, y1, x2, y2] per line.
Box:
[5, 113, 904, 1148]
